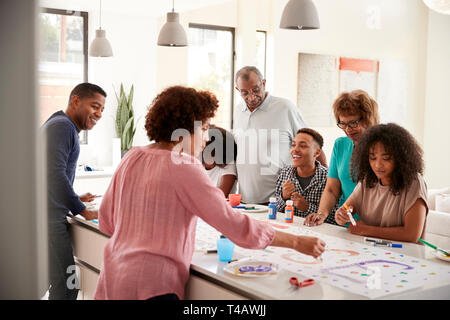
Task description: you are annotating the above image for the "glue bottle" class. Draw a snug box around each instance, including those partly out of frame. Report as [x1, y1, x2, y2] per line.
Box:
[268, 197, 277, 220]
[285, 200, 294, 223]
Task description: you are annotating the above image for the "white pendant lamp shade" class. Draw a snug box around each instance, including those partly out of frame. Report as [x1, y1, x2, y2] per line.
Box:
[89, 29, 113, 57]
[423, 0, 450, 14]
[157, 12, 188, 47]
[280, 0, 320, 30]
[89, 0, 113, 57]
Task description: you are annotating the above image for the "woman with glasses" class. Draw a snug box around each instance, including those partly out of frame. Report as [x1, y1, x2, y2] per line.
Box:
[304, 90, 379, 226]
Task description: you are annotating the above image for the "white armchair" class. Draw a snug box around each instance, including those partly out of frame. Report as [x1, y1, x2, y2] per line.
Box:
[425, 187, 450, 249]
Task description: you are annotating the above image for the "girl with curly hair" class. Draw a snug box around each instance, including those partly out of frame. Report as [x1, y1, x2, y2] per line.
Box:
[95, 86, 326, 300]
[335, 123, 429, 243]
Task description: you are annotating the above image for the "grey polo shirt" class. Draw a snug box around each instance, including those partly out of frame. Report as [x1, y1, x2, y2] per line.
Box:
[233, 94, 307, 204]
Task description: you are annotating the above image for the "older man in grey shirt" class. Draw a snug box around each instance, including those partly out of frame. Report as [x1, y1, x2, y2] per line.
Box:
[233, 66, 326, 205]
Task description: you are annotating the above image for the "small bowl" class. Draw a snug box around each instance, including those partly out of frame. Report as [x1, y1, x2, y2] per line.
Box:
[229, 194, 241, 207]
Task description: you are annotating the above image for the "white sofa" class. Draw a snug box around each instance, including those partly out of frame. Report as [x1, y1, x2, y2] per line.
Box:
[425, 187, 450, 249]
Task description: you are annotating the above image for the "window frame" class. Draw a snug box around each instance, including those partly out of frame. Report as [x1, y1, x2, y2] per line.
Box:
[39, 8, 89, 143]
[256, 30, 267, 78]
[188, 23, 236, 129]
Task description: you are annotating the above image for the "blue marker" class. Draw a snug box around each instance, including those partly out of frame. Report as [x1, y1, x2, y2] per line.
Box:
[372, 242, 402, 248]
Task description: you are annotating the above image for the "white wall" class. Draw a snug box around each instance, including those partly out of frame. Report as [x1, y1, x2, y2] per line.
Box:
[272, 0, 449, 188]
[423, 10, 450, 189]
[271, 0, 430, 163]
[40, 0, 449, 188]
[81, 10, 158, 166]
[155, 0, 450, 189]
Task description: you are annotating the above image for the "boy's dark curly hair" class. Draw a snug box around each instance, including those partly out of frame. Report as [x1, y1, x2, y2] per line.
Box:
[350, 123, 424, 195]
[145, 86, 218, 143]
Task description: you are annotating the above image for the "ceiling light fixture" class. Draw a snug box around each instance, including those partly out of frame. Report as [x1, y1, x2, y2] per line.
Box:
[423, 0, 450, 15]
[157, 0, 188, 47]
[279, 0, 320, 30]
[89, 0, 113, 57]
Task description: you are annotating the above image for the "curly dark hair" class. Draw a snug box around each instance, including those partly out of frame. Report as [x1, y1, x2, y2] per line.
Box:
[145, 86, 218, 143]
[350, 123, 424, 195]
[202, 125, 237, 168]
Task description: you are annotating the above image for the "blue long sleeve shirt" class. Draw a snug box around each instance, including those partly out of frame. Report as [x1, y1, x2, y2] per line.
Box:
[42, 111, 86, 223]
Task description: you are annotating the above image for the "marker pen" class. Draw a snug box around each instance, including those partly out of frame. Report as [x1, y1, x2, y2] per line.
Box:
[371, 242, 403, 248]
[343, 204, 356, 226]
[364, 237, 389, 245]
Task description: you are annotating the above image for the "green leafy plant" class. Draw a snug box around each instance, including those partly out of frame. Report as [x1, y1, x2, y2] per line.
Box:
[114, 83, 136, 151]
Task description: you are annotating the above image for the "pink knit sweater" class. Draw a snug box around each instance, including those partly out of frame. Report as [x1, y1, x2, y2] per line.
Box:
[94, 146, 275, 300]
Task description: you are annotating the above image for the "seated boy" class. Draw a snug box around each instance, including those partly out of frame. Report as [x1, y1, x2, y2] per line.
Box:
[275, 128, 337, 225]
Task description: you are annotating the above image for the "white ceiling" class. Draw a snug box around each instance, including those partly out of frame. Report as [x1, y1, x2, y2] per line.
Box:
[39, 0, 233, 17]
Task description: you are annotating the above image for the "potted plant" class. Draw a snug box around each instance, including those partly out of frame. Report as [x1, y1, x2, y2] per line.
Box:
[114, 83, 136, 157]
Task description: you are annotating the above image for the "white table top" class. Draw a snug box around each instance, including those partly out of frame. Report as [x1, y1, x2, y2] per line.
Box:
[190, 213, 450, 300]
[70, 207, 450, 300]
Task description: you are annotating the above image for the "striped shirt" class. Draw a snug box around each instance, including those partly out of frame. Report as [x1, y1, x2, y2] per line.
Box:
[275, 160, 338, 225]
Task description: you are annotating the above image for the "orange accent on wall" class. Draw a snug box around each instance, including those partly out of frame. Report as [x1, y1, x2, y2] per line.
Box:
[339, 57, 379, 73]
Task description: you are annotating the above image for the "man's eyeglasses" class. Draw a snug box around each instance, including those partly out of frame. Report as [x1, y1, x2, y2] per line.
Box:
[238, 86, 262, 97]
[337, 117, 362, 129]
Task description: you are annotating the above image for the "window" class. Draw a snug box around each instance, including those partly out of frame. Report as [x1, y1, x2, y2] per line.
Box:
[39, 8, 88, 143]
[256, 30, 267, 78]
[188, 24, 235, 130]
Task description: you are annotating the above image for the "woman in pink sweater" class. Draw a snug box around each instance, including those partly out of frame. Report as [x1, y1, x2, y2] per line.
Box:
[94, 86, 326, 300]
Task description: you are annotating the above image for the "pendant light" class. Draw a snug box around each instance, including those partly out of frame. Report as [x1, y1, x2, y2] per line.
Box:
[423, 0, 450, 14]
[89, 0, 113, 57]
[157, 0, 188, 47]
[279, 0, 320, 30]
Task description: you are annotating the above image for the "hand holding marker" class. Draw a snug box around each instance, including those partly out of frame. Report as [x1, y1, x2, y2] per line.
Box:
[343, 203, 356, 226]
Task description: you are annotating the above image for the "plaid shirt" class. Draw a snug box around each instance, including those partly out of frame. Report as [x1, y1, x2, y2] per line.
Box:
[274, 161, 338, 225]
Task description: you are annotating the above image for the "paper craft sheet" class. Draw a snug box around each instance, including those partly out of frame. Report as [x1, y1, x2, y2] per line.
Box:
[195, 216, 450, 299]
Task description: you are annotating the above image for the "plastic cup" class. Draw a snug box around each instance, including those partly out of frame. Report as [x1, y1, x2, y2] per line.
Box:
[216, 237, 235, 262]
[229, 194, 242, 207]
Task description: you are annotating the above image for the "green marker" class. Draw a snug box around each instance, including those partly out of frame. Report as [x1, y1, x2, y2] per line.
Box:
[418, 238, 450, 256]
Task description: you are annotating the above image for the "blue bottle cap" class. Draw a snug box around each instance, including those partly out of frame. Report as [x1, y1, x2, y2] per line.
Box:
[391, 243, 403, 248]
